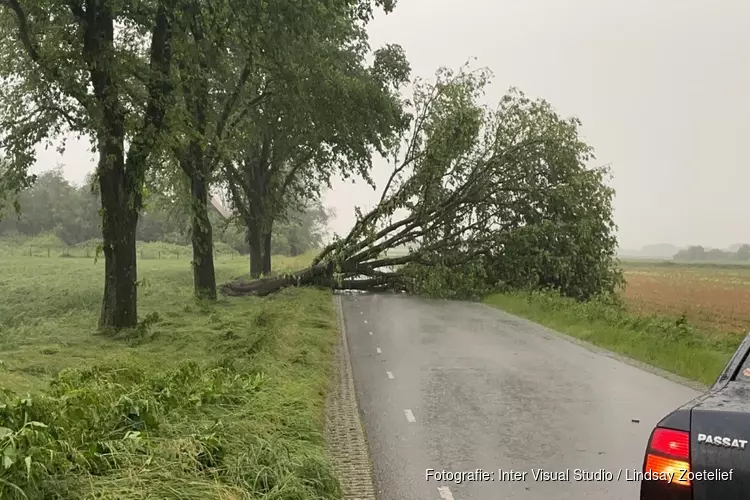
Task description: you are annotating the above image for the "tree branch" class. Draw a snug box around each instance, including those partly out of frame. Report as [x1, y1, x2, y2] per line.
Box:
[124, 0, 177, 210]
[65, 0, 85, 19]
[1, 0, 93, 112]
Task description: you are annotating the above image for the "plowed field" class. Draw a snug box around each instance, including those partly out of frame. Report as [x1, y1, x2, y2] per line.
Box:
[622, 262, 750, 334]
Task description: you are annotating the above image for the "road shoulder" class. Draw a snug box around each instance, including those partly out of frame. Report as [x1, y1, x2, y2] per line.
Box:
[325, 293, 378, 500]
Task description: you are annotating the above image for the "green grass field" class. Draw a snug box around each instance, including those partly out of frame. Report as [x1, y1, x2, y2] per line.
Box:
[0, 250, 340, 499]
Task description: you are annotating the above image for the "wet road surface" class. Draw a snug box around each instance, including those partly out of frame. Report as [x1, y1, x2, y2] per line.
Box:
[340, 293, 702, 500]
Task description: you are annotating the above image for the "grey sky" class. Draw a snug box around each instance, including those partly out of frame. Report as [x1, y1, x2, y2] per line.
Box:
[35, 0, 749, 250]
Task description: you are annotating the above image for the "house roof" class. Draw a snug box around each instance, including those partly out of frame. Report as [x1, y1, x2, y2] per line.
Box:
[210, 196, 231, 219]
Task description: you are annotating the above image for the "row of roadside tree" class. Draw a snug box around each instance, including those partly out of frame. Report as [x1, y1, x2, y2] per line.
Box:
[0, 0, 409, 328]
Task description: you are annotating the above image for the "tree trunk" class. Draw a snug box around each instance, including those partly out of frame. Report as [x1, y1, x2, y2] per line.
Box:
[219, 260, 406, 297]
[86, 0, 174, 329]
[222, 262, 332, 296]
[189, 167, 217, 300]
[248, 222, 263, 278]
[97, 135, 138, 329]
[262, 226, 272, 275]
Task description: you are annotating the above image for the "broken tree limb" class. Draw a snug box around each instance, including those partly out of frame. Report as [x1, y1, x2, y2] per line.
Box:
[220, 66, 619, 299]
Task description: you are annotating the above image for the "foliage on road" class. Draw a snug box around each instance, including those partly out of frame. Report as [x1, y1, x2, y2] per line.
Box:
[0, 254, 338, 499]
[222, 66, 621, 301]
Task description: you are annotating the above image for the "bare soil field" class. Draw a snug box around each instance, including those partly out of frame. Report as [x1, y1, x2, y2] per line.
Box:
[622, 261, 750, 335]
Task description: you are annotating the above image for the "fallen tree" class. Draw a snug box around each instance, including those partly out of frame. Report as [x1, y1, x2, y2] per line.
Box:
[221, 65, 622, 299]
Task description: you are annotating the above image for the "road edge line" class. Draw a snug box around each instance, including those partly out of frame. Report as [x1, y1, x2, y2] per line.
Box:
[324, 294, 378, 500]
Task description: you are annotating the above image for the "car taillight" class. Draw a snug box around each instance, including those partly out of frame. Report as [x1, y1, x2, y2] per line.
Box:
[644, 427, 691, 487]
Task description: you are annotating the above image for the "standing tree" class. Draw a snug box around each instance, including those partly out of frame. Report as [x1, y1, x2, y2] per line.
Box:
[0, 0, 179, 328]
[221, 29, 410, 277]
[162, 0, 270, 299]
[221, 65, 622, 299]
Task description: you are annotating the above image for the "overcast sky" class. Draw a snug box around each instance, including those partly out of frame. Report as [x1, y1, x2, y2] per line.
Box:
[35, 0, 749, 250]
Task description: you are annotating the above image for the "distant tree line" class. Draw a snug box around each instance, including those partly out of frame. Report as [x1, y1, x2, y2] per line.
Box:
[674, 245, 750, 262]
[0, 168, 330, 257]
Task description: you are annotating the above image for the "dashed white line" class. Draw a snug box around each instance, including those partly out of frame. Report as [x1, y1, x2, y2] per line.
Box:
[368, 331, 373, 335]
[404, 409, 416, 422]
[437, 486, 454, 500]
[376, 347, 382, 354]
[386, 371, 394, 379]
[364, 320, 368, 324]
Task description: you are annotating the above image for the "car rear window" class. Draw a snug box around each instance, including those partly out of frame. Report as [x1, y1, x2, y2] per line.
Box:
[734, 346, 750, 382]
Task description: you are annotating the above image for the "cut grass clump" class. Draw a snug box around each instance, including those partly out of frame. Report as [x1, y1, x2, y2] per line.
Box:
[485, 290, 742, 386]
[0, 255, 338, 499]
[0, 360, 339, 499]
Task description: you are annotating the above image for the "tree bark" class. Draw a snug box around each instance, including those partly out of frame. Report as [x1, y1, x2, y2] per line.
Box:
[247, 222, 263, 278]
[221, 262, 332, 296]
[86, 6, 139, 330]
[261, 225, 272, 275]
[220, 260, 408, 297]
[189, 166, 217, 300]
[97, 131, 138, 329]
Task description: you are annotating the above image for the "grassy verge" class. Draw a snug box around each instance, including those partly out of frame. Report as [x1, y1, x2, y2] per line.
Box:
[484, 291, 743, 386]
[0, 251, 339, 499]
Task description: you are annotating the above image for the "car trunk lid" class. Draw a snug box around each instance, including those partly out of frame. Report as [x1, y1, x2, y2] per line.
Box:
[690, 382, 750, 499]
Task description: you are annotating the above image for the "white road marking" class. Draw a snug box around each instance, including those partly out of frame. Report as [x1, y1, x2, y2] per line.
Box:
[369, 331, 373, 335]
[386, 371, 394, 379]
[364, 320, 368, 324]
[437, 486, 454, 500]
[376, 347, 382, 354]
[404, 409, 416, 422]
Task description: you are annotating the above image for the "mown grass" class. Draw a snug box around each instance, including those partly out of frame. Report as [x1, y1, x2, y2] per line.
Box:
[485, 291, 742, 386]
[0, 249, 339, 499]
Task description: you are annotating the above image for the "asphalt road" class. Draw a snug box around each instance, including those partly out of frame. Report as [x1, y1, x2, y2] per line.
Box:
[340, 293, 702, 500]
